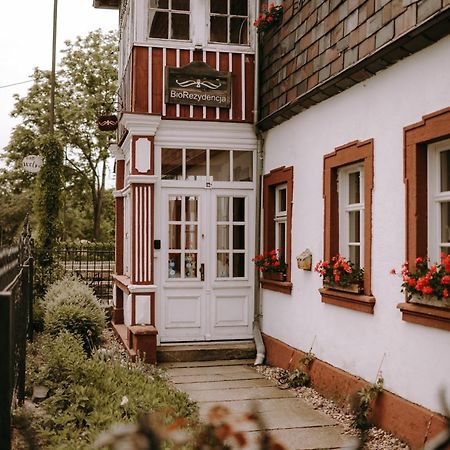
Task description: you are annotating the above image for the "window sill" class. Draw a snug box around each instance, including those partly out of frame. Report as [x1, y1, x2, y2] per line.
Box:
[261, 278, 292, 295]
[397, 302, 450, 332]
[319, 288, 375, 314]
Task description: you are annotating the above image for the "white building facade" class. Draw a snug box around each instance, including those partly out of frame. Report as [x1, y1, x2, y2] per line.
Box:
[94, 0, 450, 447]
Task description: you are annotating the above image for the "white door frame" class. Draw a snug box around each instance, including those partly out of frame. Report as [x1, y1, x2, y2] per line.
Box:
[157, 185, 255, 342]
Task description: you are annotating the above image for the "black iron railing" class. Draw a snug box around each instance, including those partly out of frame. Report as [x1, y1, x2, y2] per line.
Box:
[34, 242, 115, 303]
[0, 217, 33, 450]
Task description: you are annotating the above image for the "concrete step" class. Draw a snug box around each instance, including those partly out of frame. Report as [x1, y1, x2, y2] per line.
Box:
[157, 340, 256, 363]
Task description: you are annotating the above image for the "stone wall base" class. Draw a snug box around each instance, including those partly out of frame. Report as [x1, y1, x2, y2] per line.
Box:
[262, 333, 447, 450]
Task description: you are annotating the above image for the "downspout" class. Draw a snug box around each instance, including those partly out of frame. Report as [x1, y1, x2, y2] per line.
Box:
[253, 3, 265, 366]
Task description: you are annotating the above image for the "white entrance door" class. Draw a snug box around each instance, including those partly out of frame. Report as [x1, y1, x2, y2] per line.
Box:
[159, 187, 254, 342]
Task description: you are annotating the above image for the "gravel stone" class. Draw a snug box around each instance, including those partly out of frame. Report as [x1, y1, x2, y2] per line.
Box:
[255, 365, 410, 450]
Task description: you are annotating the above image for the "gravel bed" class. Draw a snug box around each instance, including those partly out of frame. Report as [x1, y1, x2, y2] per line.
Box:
[256, 365, 409, 450]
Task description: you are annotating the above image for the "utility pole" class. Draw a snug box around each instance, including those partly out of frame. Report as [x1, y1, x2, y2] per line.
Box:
[49, 0, 58, 132]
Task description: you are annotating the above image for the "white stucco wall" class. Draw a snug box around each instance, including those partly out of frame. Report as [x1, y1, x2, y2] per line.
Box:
[261, 34, 450, 414]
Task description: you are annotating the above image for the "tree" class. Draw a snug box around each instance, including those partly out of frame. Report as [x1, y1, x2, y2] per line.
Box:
[2, 29, 118, 242]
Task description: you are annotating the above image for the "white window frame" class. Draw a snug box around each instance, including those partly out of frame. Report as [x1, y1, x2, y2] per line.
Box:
[215, 195, 248, 279]
[338, 163, 364, 268]
[148, 0, 192, 42]
[274, 183, 287, 259]
[208, 0, 250, 46]
[142, 0, 254, 50]
[167, 194, 200, 280]
[160, 147, 254, 186]
[428, 138, 450, 264]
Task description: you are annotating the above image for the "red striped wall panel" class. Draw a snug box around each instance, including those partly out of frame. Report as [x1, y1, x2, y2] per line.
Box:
[131, 184, 153, 285]
[133, 46, 254, 123]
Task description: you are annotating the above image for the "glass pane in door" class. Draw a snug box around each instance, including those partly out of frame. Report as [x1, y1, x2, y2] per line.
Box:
[168, 253, 181, 278]
[216, 196, 246, 278]
[233, 253, 245, 277]
[217, 253, 229, 277]
[217, 197, 229, 221]
[184, 253, 197, 278]
[167, 195, 199, 279]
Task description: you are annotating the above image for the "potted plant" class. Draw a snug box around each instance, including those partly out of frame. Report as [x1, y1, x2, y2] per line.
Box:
[253, 3, 284, 33]
[392, 255, 450, 308]
[253, 249, 287, 281]
[315, 254, 364, 293]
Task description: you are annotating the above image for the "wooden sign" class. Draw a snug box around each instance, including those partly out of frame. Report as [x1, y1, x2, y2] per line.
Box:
[165, 61, 231, 108]
[97, 114, 118, 131]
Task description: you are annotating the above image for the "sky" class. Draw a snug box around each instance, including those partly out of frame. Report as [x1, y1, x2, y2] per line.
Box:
[0, 1, 118, 156]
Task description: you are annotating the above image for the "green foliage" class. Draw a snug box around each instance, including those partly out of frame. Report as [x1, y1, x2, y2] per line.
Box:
[45, 303, 105, 355]
[353, 377, 384, 430]
[44, 274, 102, 310]
[32, 298, 45, 333]
[302, 351, 315, 368]
[287, 352, 315, 388]
[43, 276, 105, 353]
[287, 369, 310, 388]
[2, 30, 118, 242]
[35, 134, 64, 257]
[27, 333, 198, 449]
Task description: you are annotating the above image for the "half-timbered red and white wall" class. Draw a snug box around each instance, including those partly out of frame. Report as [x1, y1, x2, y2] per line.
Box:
[102, 0, 259, 360]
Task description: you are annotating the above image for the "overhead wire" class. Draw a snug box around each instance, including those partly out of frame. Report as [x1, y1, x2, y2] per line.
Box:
[0, 80, 33, 89]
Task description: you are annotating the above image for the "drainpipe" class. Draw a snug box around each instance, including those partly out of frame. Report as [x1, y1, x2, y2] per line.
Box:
[253, 3, 265, 366]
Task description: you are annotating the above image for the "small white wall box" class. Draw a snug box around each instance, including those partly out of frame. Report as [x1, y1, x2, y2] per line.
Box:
[297, 249, 312, 271]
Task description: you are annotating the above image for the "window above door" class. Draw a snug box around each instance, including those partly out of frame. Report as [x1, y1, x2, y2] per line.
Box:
[160, 147, 254, 184]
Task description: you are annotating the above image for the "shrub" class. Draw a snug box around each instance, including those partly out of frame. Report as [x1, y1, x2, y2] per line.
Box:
[44, 275, 105, 353]
[27, 333, 198, 448]
[44, 274, 100, 310]
[32, 299, 45, 333]
[45, 303, 105, 354]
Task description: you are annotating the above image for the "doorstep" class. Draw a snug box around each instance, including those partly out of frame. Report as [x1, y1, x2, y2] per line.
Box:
[157, 340, 256, 363]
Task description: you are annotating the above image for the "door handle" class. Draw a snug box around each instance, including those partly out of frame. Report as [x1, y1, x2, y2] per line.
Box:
[200, 263, 205, 281]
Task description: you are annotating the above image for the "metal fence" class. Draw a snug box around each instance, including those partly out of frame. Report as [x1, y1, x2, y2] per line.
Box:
[0, 218, 33, 450]
[34, 242, 115, 303]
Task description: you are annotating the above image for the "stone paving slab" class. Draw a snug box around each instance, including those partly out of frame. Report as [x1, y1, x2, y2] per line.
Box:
[161, 359, 255, 369]
[187, 385, 294, 403]
[246, 426, 356, 450]
[165, 364, 257, 376]
[198, 398, 335, 429]
[170, 371, 263, 384]
[166, 361, 353, 449]
[177, 378, 274, 391]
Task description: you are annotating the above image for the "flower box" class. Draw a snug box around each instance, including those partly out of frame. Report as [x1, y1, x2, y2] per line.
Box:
[262, 271, 286, 282]
[324, 281, 363, 294]
[254, 4, 284, 33]
[408, 295, 450, 309]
